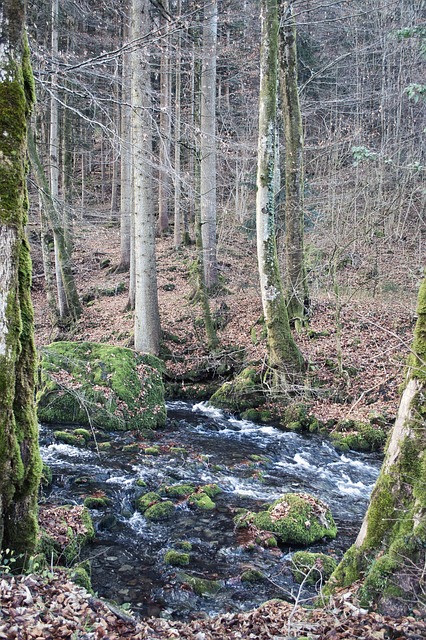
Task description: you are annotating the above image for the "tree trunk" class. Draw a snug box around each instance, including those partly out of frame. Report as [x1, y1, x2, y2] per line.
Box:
[27, 130, 81, 323]
[173, 0, 183, 248]
[50, 0, 69, 321]
[256, 0, 304, 384]
[131, 0, 161, 354]
[158, 0, 171, 235]
[119, 22, 132, 272]
[200, 0, 218, 289]
[278, 1, 309, 326]
[0, 0, 42, 558]
[329, 277, 426, 615]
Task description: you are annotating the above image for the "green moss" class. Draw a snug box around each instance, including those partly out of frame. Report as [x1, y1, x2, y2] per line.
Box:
[200, 483, 222, 498]
[122, 443, 139, 453]
[164, 484, 195, 498]
[136, 479, 147, 487]
[291, 552, 337, 586]
[164, 550, 190, 566]
[37, 342, 166, 432]
[143, 446, 160, 456]
[209, 367, 265, 412]
[54, 431, 85, 447]
[144, 500, 175, 521]
[136, 492, 161, 513]
[169, 446, 188, 456]
[236, 493, 337, 546]
[241, 568, 265, 582]
[331, 420, 386, 452]
[73, 429, 92, 441]
[179, 573, 221, 596]
[40, 463, 53, 487]
[70, 565, 93, 592]
[176, 541, 192, 551]
[358, 555, 399, 608]
[83, 496, 111, 509]
[188, 492, 216, 510]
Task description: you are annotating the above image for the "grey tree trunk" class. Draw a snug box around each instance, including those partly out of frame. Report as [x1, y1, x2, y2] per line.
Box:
[173, 0, 183, 248]
[158, 0, 171, 235]
[50, 0, 69, 321]
[200, 0, 218, 289]
[256, 0, 304, 383]
[329, 276, 426, 615]
[278, 1, 309, 326]
[0, 0, 42, 558]
[131, 0, 161, 354]
[119, 26, 132, 272]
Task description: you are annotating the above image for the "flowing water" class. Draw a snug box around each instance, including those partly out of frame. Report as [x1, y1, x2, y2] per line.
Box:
[39, 401, 382, 620]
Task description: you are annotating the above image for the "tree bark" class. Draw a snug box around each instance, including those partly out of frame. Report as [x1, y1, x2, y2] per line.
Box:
[200, 0, 218, 289]
[278, 1, 309, 326]
[158, 0, 171, 234]
[0, 0, 42, 558]
[329, 276, 426, 615]
[131, 0, 161, 354]
[256, 0, 304, 383]
[119, 20, 132, 272]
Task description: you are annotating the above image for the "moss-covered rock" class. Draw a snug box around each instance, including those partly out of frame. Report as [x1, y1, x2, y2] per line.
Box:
[209, 367, 265, 412]
[164, 550, 190, 566]
[37, 342, 166, 431]
[291, 551, 337, 586]
[164, 484, 195, 498]
[235, 493, 337, 546]
[279, 403, 318, 433]
[83, 496, 111, 509]
[136, 492, 161, 513]
[144, 500, 175, 521]
[330, 419, 387, 452]
[241, 568, 265, 582]
[200, 483, 222, 498]
[53, 431, 85, 447]
[70, 564, 93, 592]
[188, 492, 216, 510]
[179, 572, 221, 596]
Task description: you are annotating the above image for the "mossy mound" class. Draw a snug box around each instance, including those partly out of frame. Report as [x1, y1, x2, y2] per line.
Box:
[279, 403, 319, 433]
[164, 550, 190, 566]
[144, 500, 175, 521]
[187, 492, 216, 510]
[164, 484, 195, 498]
[291, 551, 337, 586]
[37, 342, 166, 431]
[330, 419, 387, 452]
[179, 573, 221, 596]
[209, 367, 265, 412]
[235, 493, 337, 546]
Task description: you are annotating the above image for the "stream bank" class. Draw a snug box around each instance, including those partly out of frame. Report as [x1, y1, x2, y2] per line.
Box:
[39, 401, 381, 620]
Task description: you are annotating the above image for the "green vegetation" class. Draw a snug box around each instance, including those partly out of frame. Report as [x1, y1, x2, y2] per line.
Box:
[187, 492, 216, 510]
[37, 342, 166, 431]
[144, 501, 175, 521]
[235, 493, 337, 546]
[136, 492, 162, 512]
[164, 550, 190, 566]
[83, 496, 111, 509]
[179, 573, 221, 596]
[210, 367, 264, 412]
[291, 551, 337, 586]
[241, 568, 265, 582]
[164, 484, 195, 498]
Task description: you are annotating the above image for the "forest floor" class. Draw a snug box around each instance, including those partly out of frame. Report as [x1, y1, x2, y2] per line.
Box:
[31, 218, 420, 428]
[16, 218, 424, 639]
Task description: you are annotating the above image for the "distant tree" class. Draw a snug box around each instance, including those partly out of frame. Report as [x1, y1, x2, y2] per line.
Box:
[256, 0, 304, 385]
[200, 0, 218, 289]
[131, 0, 161, 355]
[0, 0, 42, 557]
[329, 274, 426, 614]
[278, 1, 309, 327]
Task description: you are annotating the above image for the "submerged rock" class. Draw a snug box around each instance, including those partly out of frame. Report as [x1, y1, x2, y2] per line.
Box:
[37, 342, 166, 431]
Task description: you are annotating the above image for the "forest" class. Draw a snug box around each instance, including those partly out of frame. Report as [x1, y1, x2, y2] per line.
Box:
[0, 0, 425, 637]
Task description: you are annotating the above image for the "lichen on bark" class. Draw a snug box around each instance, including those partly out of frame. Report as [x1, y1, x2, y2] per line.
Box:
[0, 0, 42, 558]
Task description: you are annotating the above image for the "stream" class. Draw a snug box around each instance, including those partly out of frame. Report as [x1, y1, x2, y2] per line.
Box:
[39, 401, 382, 620]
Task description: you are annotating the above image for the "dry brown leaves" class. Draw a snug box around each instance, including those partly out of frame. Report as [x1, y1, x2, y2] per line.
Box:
[38, 505, 90, 547]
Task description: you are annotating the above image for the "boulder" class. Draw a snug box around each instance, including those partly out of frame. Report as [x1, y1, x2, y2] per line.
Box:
[37, 342, 166, 431]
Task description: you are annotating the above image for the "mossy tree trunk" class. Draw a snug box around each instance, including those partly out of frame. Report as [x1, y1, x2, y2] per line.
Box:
[329, 276, 426, 615]
[278, 1, 309, 327]
[0, 0, 42, 557]
[256, 0, 304, 385]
